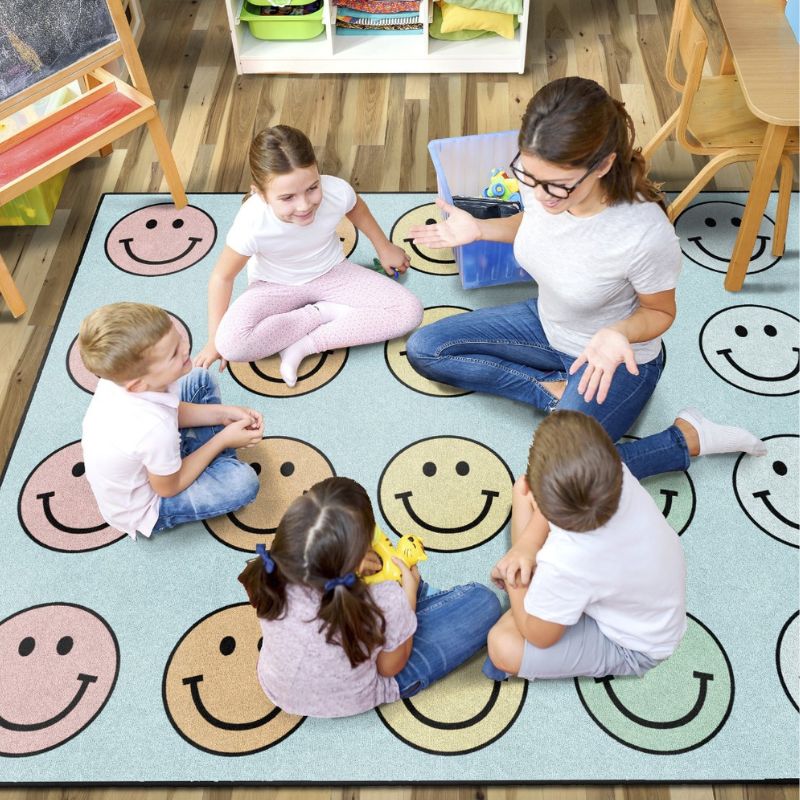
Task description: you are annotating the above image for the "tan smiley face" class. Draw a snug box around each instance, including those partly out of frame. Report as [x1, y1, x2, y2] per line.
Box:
[390, 203, 458, 276]
[385, 306, 472, 396]
[378, 436, 513, 552]
[376, 652, 527, 755]
[203, 437, 335, 552]
[336, 217, 357, 257]
[228, 349, 348, 398]
[162, 603, 304, 755]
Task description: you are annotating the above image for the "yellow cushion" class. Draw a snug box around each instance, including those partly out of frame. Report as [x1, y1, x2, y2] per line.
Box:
[438, 0, 516, 38]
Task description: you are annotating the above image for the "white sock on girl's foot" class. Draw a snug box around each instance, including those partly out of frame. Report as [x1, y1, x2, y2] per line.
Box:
[676, 406, 767, 457]
[313, 301, 351, 324]
[279, 335, 317, 387]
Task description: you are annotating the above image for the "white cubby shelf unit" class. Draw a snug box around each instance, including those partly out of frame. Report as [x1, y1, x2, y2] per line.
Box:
[225, 0, 529, 73]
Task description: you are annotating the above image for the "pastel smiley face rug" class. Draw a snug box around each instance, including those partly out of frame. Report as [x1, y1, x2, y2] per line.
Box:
[0, 191, 796, 783]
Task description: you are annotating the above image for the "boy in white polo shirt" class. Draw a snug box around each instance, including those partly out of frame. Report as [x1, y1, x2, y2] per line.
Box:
[79, 302, 263, 539]
[484, 409, 687, 681]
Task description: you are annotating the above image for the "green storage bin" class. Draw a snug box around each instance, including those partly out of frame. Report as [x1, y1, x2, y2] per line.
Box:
[0, 170, 69, 226]
[239, 0, 324, 40]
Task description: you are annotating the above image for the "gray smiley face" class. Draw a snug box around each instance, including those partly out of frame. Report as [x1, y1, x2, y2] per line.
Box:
[675, 201, 780, 274]
[699, 305, 799, 396]
[733, 434, 798, 548]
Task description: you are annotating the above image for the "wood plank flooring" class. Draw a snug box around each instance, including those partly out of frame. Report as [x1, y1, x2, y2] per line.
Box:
[0, 1, 796, 797]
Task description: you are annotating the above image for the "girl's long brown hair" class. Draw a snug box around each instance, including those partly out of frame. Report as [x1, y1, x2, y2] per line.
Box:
[519, 77, 666, 210]
[245, 124, 317, 201]
[238, 477, 386, 668]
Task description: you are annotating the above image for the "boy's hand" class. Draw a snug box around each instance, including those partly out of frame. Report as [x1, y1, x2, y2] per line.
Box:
[375, 243, 411, 275]
[491, 544, 536, 591]
[194, 342, 227, 372]
[219, 417, 264, 449]
[220, 405, 263, 430]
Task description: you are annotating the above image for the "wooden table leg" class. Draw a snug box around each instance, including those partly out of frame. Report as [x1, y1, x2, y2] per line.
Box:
[724, 123, 789, 292]
[0, 252, 27, 318]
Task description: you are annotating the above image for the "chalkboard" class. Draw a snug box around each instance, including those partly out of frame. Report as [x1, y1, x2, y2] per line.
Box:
[0, 0, 119, 103]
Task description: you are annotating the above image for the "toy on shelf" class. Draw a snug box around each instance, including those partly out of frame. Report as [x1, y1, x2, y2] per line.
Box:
[362, 526, 427, 584]
[482, 168, 521, 204]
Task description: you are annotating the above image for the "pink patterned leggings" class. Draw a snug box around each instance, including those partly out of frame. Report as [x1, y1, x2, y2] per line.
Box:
[215, 259, 424, 363]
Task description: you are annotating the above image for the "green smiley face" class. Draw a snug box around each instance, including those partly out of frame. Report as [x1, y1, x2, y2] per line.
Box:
[575, 615, 734, 754]
[622, 436, 696, 536]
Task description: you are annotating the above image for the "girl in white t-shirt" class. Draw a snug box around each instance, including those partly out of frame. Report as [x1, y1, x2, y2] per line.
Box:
[237, 477, 500, 718]
[195, 125, 422, 386]
[485, 411, 687, 681]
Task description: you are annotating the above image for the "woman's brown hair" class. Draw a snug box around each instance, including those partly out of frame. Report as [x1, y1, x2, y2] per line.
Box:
[237, 477, 386, 668]
[247, 124, 317, 197]
[526, 410, 623, 532]
[519, 77, 666, 209]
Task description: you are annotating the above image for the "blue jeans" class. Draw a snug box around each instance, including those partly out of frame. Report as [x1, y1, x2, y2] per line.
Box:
[153, 369, 260, 531]
[395, 581, 502, 698]
[405, 298, 690, 480]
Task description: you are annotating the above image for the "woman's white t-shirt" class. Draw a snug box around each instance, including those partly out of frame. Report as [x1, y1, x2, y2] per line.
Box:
[524, 464, 687, 660]
[226, 174, 357, 286]
[514, 183, 682, 363]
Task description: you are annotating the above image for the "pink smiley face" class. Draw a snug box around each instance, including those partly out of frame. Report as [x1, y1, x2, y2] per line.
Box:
[67, 311, 193, 394]
[0, 603, 119, 756]
[105, 203, 217, 275]
[19, 441, 126, 552]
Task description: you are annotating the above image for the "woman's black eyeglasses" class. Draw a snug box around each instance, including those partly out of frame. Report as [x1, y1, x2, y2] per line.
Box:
[509, 152, 601, 199]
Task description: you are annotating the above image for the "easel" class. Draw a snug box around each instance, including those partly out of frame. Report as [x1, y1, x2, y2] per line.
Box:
[0, 0, 187, 319]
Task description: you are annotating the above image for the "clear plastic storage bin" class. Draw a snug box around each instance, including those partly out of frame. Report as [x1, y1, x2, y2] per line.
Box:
[428, 130, 531, 289]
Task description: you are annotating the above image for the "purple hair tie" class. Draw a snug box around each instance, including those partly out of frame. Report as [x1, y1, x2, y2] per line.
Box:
[255, 543, 275, 574]
[324, 572, 356, 592]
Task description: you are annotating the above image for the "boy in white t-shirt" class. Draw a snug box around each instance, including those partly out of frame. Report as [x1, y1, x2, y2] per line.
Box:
[80, 302, 263, 540]
[484, 410, 686, 681]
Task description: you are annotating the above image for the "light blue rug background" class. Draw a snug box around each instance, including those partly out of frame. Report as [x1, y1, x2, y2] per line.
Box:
[0, 191, 797, 783]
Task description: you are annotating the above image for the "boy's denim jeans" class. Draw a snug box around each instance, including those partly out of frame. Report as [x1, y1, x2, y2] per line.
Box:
[395, 581, 502, 698]
[405, 297, 690, 480]
[153, 369, 260, 532]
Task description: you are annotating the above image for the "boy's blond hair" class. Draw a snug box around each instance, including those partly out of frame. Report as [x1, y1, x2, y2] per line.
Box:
[78, 302, 173, 382]
[526, 410, 623, 532]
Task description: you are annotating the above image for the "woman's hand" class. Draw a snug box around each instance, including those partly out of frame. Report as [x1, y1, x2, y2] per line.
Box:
[569, 327, 638, 404]
[375, 242, 411, 275]
[408, 198, 481, 249]
[194, 341, 227, 372]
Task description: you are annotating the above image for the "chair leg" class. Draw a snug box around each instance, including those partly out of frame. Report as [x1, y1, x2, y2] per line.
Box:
[772, 154, 793, 257]
[0, 253, 27, 318]
[667, 150, 754, 221]
[642, 109, 680, 162]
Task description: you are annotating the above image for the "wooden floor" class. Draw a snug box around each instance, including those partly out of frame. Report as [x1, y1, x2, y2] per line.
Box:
[0, 0, 797, 797]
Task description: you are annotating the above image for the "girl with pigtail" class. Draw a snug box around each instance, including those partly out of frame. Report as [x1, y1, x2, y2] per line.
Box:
[238, 476, 500, 718]
[406, 76, 765, 497]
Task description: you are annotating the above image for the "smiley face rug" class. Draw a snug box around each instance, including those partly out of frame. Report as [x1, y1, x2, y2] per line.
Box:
[0, 191, 796, 783]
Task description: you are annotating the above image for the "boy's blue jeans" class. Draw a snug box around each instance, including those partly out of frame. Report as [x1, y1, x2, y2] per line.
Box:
[405, 297, 690, 480]
[153, 369, 260, 532]
[395, 581, 502, 698]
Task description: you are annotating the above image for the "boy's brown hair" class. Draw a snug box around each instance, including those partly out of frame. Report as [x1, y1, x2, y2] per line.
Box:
[78, 302, 172, 382]
[526, 410, 623, 532]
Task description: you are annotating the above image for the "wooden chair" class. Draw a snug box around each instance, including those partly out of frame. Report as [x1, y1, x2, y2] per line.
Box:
[643, 0, 798, 258]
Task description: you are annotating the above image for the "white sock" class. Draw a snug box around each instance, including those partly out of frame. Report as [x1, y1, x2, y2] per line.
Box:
[313, 301, 351, 324]
[676, 406, 767, 457]
[279, 335, 317, 387]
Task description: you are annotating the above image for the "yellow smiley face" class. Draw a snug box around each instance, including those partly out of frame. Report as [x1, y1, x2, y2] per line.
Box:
[385, 306, 473, 396]
[203, 437, 335, 552]
[336, 216, 357, 257]
[376, 653, 527, 754]
[378, 436, 513, 551]
[390, 203, 458, 276]
[162, 603, 304, 755]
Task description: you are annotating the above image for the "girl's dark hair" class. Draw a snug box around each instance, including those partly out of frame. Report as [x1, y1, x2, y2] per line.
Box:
[519, 77, 666, 210]
[247, 124, 317, 196]
[526, 410, 623, 532]
[238, 477, 386, 668]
